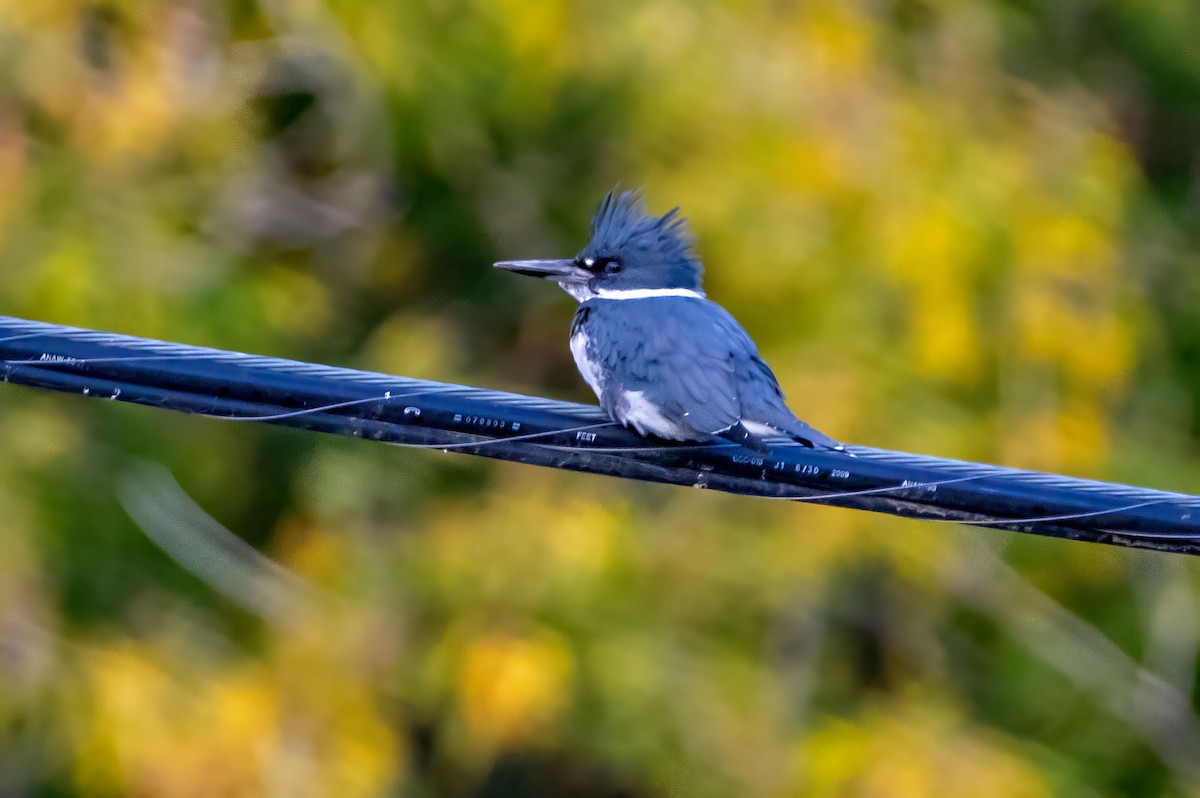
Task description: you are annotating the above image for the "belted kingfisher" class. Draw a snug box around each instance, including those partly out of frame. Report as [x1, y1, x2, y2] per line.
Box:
[495, 190, 844, 454]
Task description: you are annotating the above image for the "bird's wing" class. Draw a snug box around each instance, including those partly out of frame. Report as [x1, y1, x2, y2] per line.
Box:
[698, 302, 843, 449]
[723, 321, 843, 449]
[587, 298, 744, 437]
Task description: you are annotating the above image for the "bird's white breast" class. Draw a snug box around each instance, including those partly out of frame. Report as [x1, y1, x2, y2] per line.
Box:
[570, 331, 605, 400]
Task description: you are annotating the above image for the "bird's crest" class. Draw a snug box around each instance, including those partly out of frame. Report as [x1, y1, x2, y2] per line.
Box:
[585, 189, 703, 289]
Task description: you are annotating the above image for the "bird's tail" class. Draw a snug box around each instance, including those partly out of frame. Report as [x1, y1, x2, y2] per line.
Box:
[746, 410, 848, 453]
[784, 421, 845, 451]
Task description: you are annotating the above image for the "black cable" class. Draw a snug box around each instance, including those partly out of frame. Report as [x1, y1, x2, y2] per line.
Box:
[0, 315, 1196, 554]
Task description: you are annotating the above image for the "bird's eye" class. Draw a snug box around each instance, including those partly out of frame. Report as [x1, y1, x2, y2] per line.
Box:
[580, 256, 621, 273]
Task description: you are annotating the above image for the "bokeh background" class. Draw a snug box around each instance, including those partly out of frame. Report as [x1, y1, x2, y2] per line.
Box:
[1, 0, 1199, 795]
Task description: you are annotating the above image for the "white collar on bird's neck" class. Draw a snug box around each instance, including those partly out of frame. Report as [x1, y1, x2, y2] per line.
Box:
[559, 284, 706, 302]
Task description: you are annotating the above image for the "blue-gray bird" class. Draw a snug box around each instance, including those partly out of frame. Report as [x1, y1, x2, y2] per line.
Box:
[495, 191, 844, 454]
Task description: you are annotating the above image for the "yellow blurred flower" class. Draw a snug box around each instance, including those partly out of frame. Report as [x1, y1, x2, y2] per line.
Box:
[457, 627, 574, 749]
[73, 634, 401, 797]
[797, 700, 1052, 798]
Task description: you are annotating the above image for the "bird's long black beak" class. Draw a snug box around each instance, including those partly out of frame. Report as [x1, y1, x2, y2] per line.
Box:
[493, 259, 590, 283]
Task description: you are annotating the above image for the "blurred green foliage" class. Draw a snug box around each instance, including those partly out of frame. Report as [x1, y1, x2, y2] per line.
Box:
[0, 0, 1199, 795]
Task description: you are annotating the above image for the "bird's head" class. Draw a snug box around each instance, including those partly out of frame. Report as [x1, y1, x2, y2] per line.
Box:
[494, 190, 704, 301]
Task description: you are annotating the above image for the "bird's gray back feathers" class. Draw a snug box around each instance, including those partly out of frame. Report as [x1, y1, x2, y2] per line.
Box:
[569, 296, 838, 448]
